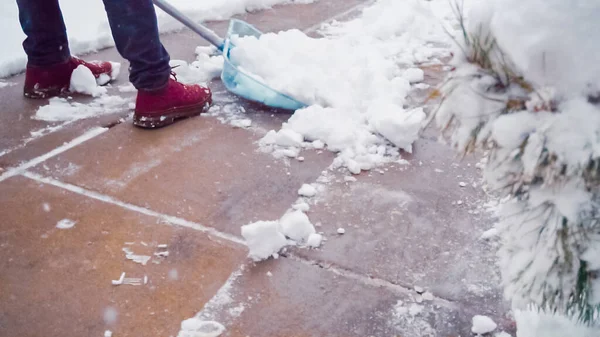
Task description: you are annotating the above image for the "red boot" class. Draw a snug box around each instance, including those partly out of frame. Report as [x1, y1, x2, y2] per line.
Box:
[24, 57, 119, 99]
[133, 78, 212, 129]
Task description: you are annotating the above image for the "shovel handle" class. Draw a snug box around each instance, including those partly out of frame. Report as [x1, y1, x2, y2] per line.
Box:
[153, 0, 225, 50]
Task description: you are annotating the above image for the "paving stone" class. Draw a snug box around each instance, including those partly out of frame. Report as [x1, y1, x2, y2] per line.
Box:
[30, 117, 333, 236]
[0, 175, 245, 337]
[183, 256, 513, 337]
[290, 135, 508, 316]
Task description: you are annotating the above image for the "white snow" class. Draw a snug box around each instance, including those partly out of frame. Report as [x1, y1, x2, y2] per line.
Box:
[178, 318, 225, 337]
[170, 56, 223, 85]
[230, 119, 252, 128]
[241, 209, 318, 260]
[69, 65, 107, 97]
[217, 0, 456, 173]
[297, 184, 317, 197]
[42, 203, 51, 212]
[403, 68, 425, 84]
[495, 333, 511, 337]
[241, 221, 288, 261]
[56, 218, 76, 229]
[514, 309, 598, 337]
[292, 201, 310, 212]
[0, 0, 315, 78]
[471, 315, 497, 334]
[275, 129, 304, 148]
[306, 233, 322, 248]
[279, 211, 315, 243]
[104, 330, 112, 337]
[122, 247, 151, 265]
[480, 228, 498, 240]
[34, 95, 130, 122]
[337, 228, 345, 235]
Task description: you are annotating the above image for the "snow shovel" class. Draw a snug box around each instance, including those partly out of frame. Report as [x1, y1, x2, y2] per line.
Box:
[153, 0, 307, 111]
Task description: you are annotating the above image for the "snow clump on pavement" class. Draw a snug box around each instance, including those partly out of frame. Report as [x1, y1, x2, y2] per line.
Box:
[241, 209, 320, 261]
[34, 95, 130, 122]
[471, 315, 497, 334]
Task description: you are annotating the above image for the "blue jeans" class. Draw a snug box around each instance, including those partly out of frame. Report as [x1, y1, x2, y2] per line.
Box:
[16, 0, 171, 91]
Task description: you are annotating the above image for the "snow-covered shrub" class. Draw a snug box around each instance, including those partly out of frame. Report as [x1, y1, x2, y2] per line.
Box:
[433, 0, 600, 326]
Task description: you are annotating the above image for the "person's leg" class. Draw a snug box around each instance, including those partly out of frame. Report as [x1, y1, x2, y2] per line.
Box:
[17, 0, 116, 98]
[16, 0, 70, 66]
[102, 0, 171, 91]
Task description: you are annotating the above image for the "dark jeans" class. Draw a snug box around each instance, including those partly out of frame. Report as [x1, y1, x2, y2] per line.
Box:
[16, 0, 171, 90]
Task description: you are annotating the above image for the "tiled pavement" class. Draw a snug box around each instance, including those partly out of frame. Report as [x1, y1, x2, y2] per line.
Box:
[0, 1, 512, 336]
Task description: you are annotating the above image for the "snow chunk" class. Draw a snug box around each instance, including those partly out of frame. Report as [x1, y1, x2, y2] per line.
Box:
[56, 219, 76, 229]
[69, 65, 107, 97]
[241, 221, 287, 261]
[178, 318, 225, 337]
[230, 119, 252, 128]
[104, 330, 112, 337]
[275, 129, 303, 147]
[306, 233, 323, 248]
[471, 315, 497, 334]
[403, 68, 425, 83]
[279, 211, 315, 243]
[35, 95, 129, 122]
[337, 228, 346, 235]
[371, 107, 426, 153]
[480, 228, 499, 240]
[298, 184, 317, 197]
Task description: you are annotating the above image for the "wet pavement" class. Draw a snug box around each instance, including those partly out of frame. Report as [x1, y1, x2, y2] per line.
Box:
[0, 1, 511, 336]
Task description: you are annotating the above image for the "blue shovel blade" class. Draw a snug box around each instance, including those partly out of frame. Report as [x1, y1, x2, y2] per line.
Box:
[220, 19, 307, 111]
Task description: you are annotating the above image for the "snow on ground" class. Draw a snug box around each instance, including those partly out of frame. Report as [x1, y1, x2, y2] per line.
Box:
[0, 0, 315, 78]
[514, 309, 599, 337]
[241, 208, 320, 261]
[34, 95, 131, 122]
[215, 0, 460, 174]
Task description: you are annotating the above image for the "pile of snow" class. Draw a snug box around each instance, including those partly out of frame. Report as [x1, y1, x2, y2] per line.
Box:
[170, 47, 224, 85]
[225, 0, 454, 173]
[514, 309, 598, 337]
[35, 95, 130, 122]
[241, 210, 321, 261]
[0, 0, 315, 78]
[69, 65, 107, 97]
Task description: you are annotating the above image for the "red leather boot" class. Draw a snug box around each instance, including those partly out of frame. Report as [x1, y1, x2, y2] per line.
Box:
[24, 57, 118, 99]
[133, 78, 212, 129]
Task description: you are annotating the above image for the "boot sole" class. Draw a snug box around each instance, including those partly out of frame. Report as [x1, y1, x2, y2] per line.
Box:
[24, 87, 67, 99]
[133, 100, 212, 129]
